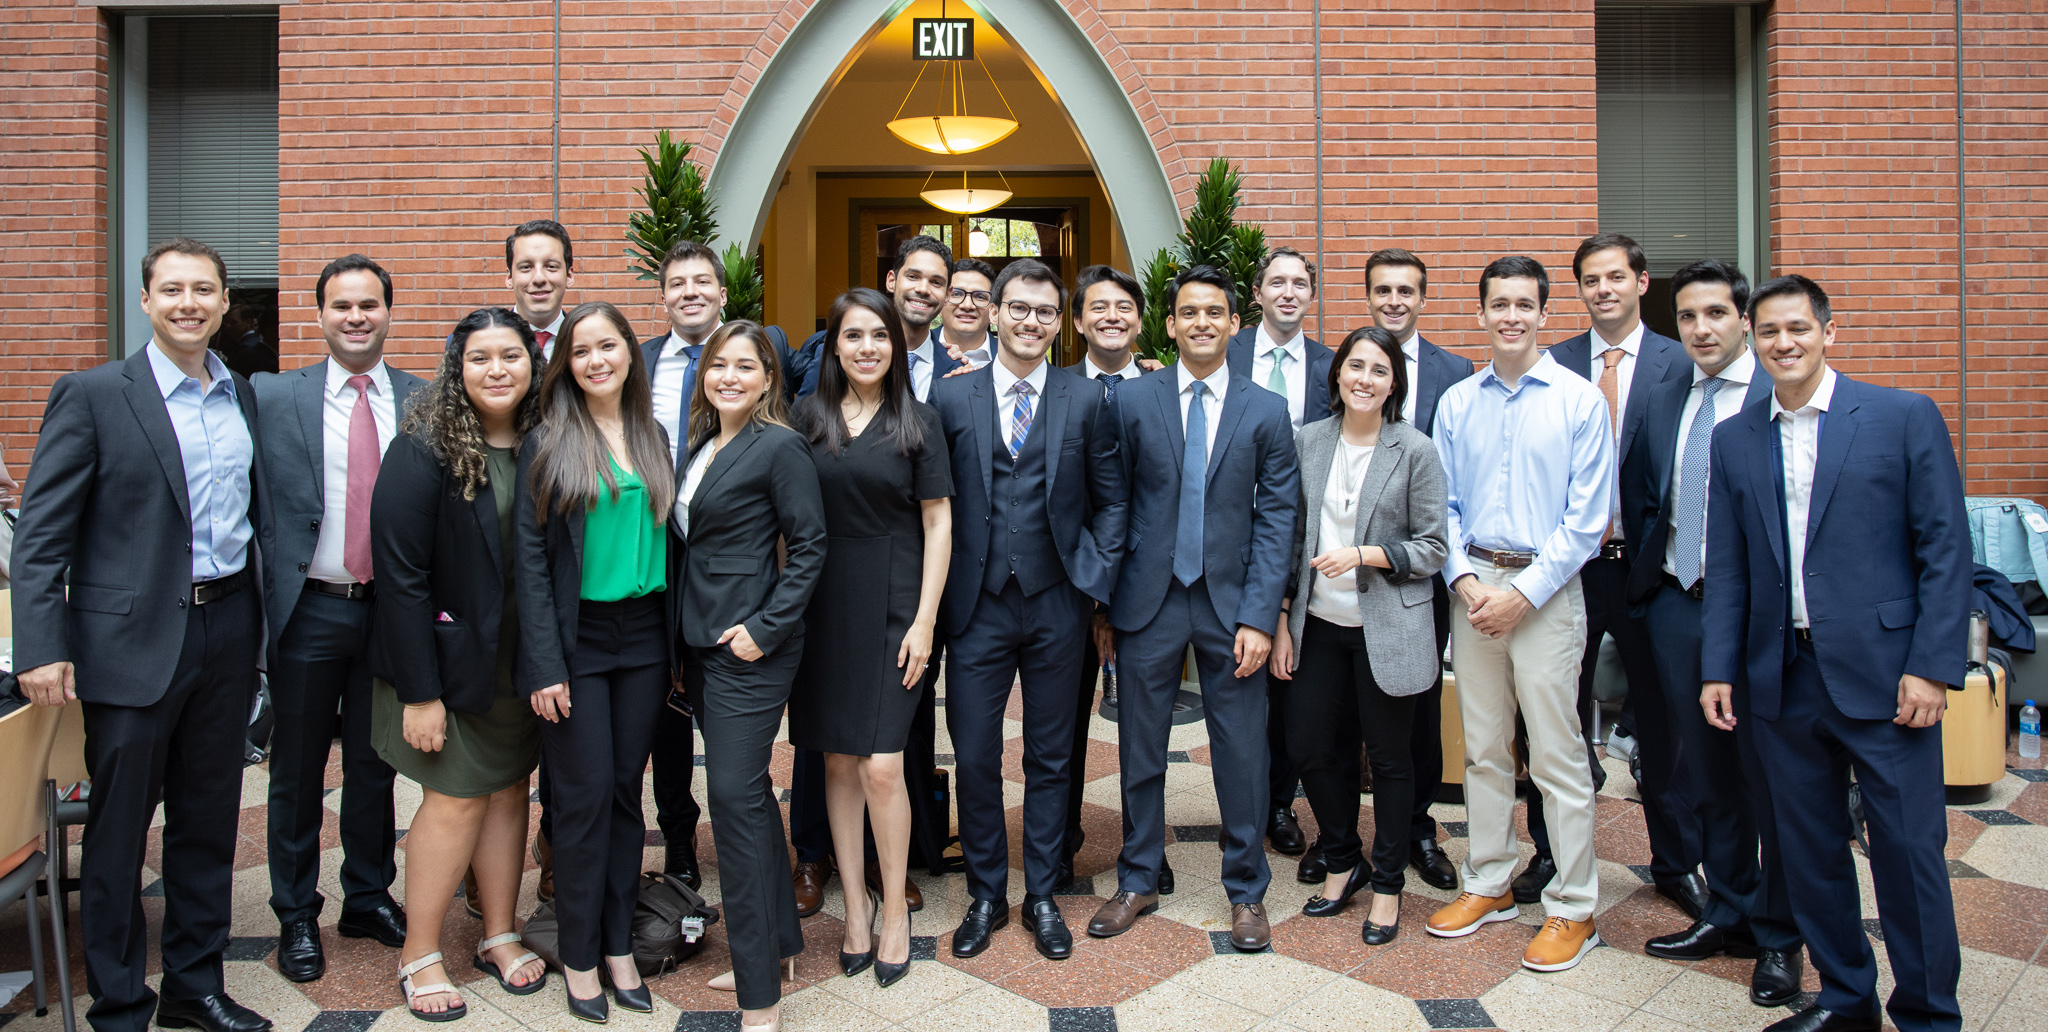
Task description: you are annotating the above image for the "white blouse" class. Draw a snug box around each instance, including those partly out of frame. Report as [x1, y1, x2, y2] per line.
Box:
[674, 442, 718, 534]
[1308, 440, 1376, 627]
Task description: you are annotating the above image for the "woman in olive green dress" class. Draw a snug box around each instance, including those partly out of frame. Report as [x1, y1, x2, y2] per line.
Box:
[369, 308, 546, 1020]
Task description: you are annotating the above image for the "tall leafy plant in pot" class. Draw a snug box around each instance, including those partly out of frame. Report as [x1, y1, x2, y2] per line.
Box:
[1134, 158, 1271, 364]
[623, 131, 768, 323]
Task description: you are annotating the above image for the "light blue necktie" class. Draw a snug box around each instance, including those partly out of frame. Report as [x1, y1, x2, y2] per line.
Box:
[1175, 381, 1209, 586]
[909, 350, 925, 402]
[1673, 376, 1728, 590]
[1008, 380, 1035, 458]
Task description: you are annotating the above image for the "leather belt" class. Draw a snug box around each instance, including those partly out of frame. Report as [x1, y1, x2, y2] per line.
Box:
[306, 578, 373, 601]
[1660, 572, 1705, 601]
[1466, 544, 1536, 569]
[1599, 541, 1627, 561]
[1795, 627, 1814, 642]
[191, 568, 251, 606]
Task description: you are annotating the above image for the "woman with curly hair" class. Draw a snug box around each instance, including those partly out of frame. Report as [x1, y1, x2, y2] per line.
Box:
[368, 308, 547, 1021]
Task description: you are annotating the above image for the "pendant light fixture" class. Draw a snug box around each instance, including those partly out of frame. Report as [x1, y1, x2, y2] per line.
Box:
[919, 168, 1013, 215]
[885, 5, 1019, 155]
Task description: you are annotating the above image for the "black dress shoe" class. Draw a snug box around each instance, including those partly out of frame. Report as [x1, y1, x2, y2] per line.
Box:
[950, 898, 1010, 958]
[1360, 894, 1402, 946]
[337, 901, 407, 948]
[565, 986, 609, 1025]
[1159, 862, 1176, 895]
[1510, 855, 1557, 905]
[1053, 852, 1078, 893]
[1301, 866, 1367, 917]
[1644, 918, 1760, 961]
[275, 919, 324, 983]
[599, 967, 652, 1013]
[1267, 807, 1307, 856]
[1296, 843, 1327, 884]
[1024, 896, 1072, 960]
[1751, 947, 1805, 1008]
[664, 844, 701, 892]
[1408, 839, 1458, 891]
[155, 994, 274, 1032]
[1654, 872, 1710, 921]
[1761, 1005, 1879, 1032]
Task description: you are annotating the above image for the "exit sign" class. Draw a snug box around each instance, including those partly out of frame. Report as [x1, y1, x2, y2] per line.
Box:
[911, 18, 974, 61]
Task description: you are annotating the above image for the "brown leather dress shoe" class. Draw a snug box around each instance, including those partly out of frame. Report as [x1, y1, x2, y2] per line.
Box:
[864, 863, 924, 912]
[1230, 903, 1271, 951]
[532, 831, 555, 905]
[792, 858, 835, 918]
[1085, 891, 1158, 938]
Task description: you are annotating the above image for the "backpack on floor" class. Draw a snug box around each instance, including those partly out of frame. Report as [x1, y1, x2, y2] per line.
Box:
[631, 871, 720, 976]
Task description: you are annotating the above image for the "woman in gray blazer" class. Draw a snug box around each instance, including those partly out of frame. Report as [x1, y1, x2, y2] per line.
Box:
[1270, 326, 1448, 946]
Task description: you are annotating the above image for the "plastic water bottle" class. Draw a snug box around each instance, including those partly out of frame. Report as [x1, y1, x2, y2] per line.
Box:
[2021, 700, 2042, 760]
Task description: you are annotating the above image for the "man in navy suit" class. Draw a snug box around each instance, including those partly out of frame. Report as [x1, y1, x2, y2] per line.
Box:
[1225, 246, 1332, 857]
[1702, 275, 1968, 1032]
[1528, 233, 1702, 916]
[798, 235, 957, 399]
[930, 258, 1127, 960]
[1627, 260, 1804, 1007]
[1364, 247, 1475, 893]
[504, 219, 574, 360]
[1087, 265, 1298, 951]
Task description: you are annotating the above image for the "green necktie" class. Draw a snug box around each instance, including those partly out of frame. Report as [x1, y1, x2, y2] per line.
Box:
[1266, 346, 1288, 395]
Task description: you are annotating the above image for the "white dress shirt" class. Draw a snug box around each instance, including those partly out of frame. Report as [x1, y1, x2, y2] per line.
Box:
[989, 356, 1049, 447]
[652, 325, 716, 464]
[308, 359, 399, 584]
[1591, 320, 1644, 538]
[1308, 440, 1376, 626]
[908, 337, 937, 403]
[1771, 365, 1838, 629]
[1398, 331, 1422, 426]
[1254, 323, 1309, 431]
[940, 327, 994, 371]
[675, 442, 719, 535]
[1082, 353, 1136, 381]
[1177, 362, 1230, 457]
[1662, 349, 1757, 579]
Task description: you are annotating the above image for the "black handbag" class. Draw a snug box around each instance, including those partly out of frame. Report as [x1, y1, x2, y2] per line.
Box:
[630, 871, 720, 976]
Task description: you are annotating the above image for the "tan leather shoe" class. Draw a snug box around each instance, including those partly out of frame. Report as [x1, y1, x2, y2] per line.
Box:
[1426, 890, 1518, 938]
[864, 863, 924, 912]
[792, 858, 834, 919]
[1522, 916, 1599, 971]
[461, 867, 482, 919]
[531, 830, 554, 905]
[1085, 891, 1158, 938]
[1229, 903, 1271, 951]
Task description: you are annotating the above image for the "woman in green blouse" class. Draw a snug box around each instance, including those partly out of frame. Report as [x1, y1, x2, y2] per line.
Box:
[512, 301, 677, 1022]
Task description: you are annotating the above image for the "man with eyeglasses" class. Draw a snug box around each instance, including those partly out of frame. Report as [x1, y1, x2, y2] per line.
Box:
[938, 258, 998, 370]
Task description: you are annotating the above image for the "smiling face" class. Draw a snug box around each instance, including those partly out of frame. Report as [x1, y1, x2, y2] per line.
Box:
[1477, 275, 1549, 366]
[995, 276, 1061, 373]
[318, 268, 391, 373]
[1170, 281, 1240, 375]
[1672, 280, 1749, 378]
[662, 255, 726, 343]
[462, 325, 533, 423]
[835, 304, 893, 392]
[1751, 292, 1833, 401]
[1078, 279, 1139, 368]
[942, 269, 992, 340]
[141, 251, 230, 356]
[1367, 262, 1427, 340]
[1256, 254, 1314, 338]
[567, 312, 632, 405]
[1336, 337, 1398, 422]
[885, 248, 950, 335]
[700, 336, 769, 421]
[506, 232, 572, 328]
[1576, 246, 1647, 340]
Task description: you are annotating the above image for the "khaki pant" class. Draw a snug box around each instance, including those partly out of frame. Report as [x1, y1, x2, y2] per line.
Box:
[1450, 560, 1598, 920]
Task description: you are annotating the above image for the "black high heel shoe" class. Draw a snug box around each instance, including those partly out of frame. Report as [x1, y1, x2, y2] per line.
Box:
[842, 888, 878, 978]
[874, 905, 912, 988]
[1361, 892, 1402, 946]
[1301, 867, 1368, 918]
[599, 963, 653, 1013]
[565, 975, 609, 1025]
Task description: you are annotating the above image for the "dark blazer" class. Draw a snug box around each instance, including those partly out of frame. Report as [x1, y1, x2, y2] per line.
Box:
[1109, 367, 1299, 635]
[796, 326, 963, 401]
[929, 363, 1128, 635]
[1547, 327, 1685, 474]
[1700, 374, 1972, 720]
[1227, 326, 1334, 422]
[1409, 333, 1476, 436]
[368, 432, 511, 714]
[252, 359, 424, 649]
[13, 350, 270, 707]
[1623, 363, 1773, 607]
[668, 421, 829, 654]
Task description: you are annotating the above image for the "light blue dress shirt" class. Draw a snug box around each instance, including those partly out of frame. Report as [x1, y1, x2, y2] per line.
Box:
[145, 341, 255, 580]
[1433, 350, 1613, 609]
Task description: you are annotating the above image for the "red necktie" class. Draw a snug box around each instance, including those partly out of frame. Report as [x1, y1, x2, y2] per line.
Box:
[344, 374, 381, 583]
[535, 329, 553, 356]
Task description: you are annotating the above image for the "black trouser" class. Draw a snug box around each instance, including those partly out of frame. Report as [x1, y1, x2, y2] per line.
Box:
[1406, 579, 1453, 843]
[266, 589, 397, 924]
[1289, 615, 1417, 894]
[1267, 678, 1301, 813]
[1066, 624, 1103, 857]
[651, 694, 702, 862]
[543, 593, 668, 970]
[81, 578, 257, 1032]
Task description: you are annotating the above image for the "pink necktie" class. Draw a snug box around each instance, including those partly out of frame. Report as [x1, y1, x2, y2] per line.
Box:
[344, 375, 380, 584]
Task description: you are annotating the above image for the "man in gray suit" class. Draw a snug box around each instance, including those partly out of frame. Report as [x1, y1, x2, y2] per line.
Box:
[252, 254, 424, 982]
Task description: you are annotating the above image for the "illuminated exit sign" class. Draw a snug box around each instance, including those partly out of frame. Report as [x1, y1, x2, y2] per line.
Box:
[911, 18, 974, 60]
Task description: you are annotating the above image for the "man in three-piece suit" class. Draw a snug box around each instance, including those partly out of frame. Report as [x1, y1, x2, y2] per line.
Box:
[15, 238, 275, 1032]
[1364, 247, 1475, 893]
[1702, 275, 1968, 1032]
[1527, 232, 1704, 916]
[931, 258, 1127, 960]
[1625, 260, 1804, 1008]
[1088, 265, 1299, 952]
[252, 254, 422, 982]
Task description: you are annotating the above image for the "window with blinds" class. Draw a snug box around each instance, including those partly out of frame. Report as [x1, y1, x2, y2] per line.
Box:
[146, 15, 279, 288]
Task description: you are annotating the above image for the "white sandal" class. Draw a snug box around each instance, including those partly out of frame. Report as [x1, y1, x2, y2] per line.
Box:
[472, 932, 548, 995]
[399, 952, 467, 1022]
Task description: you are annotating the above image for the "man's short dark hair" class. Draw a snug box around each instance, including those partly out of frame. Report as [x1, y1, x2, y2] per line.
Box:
[1478, 255, 1549, 308]
[143, 237, 227, 289]
[951, 258, 996, 283]
[990, 258, 1068, 310]
[895, 234, 954, 272]
[1171, 264, 1237, 316]
[1668, 259, 1750, 320]
[505, 219, 574, 270]
[1571, 232, 1646, 282]
[1746, 274, 1832, 326]
[316, 253, 393, 308]
[1365, 248, 1428, 295]
[661, 239, 726, 287]
[1255, 246, 1317, 295]
[1074, 264, 1143, 310]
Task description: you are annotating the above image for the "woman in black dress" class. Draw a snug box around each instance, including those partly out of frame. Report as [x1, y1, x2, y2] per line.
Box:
[789, 288, 952, 988]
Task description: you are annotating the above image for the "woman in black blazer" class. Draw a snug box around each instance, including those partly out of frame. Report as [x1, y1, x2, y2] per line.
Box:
[673, 322, 827, 1032]
[369, 308, 547, 1020]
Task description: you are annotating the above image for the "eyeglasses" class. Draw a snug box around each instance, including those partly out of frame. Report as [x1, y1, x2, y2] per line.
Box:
[948, 288, 993, 308]
[1003, 301, 1063, 325]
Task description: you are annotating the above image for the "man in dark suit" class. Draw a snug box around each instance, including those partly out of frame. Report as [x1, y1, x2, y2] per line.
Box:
[797, 235, 956, 399]
[930, 258, 1127, 960]
[1526, 232, 1702, 915]
[15, 238, 274, 1032]
[1364, 248, 1475, 892]
[252, 254, 423, 982]
[1225, 246, 1331, 856]
[1624, 260, 1803, 1007]
[504, 219, 574, 359]
[936, 257, 997, 370]
[1703, 275, 1968, 1032]
[1088, 265, 1298, 951]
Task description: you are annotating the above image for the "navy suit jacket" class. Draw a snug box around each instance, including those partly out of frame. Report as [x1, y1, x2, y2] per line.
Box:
[1623, 363, 1773, 606]
[1109, 366, 1299, 636]
[1409, 333, 1475, 436]
[1548, 327, 1685, 478]
[1227, 326, 1334, 424]
[796, 325, 962, 401]
[1700, 374, 1971, 721]
[929, 363, 1127, 636]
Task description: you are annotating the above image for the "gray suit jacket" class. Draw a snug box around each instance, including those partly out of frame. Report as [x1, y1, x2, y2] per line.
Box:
[1283, 417, 1448, 696]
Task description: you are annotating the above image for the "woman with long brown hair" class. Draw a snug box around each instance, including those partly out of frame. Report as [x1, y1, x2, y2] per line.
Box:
[512, 301, 677, 1021]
